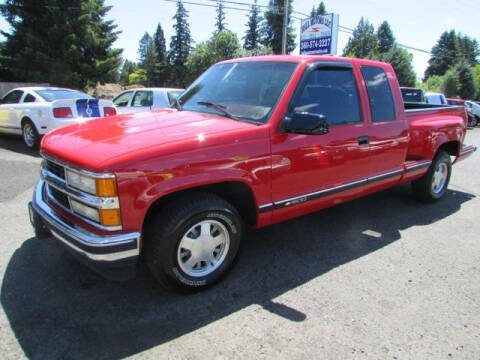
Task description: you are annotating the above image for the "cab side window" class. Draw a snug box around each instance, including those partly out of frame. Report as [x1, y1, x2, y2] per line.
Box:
[293, 67, 362, 126]
[113, 91, 133, 107]
[2, 90, 24, 104]
[361, 66, 396, 122]
[132, 91, 153, 107]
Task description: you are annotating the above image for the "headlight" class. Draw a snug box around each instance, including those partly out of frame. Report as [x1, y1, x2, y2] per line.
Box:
[66, 169, 117, 197]
[70, 199, 100, 222]
[66, 169, 96, 195]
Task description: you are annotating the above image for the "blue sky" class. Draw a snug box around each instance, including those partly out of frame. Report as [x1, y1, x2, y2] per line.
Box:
[1, 0, 479, 80]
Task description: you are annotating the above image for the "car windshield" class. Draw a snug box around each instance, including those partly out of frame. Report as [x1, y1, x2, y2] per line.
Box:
[178, 61, 297, 124]
[35, 89, 93, 102]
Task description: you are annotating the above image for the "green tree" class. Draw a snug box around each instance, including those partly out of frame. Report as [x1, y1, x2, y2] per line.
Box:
[153, 23, 168, 85]
[129, 68, 147, 85]
[119, 59, 137, 86]
[420, 75, 443, 93]
[154, 23, 167, 64]
[215, 0, 227, 33]
[441, 68, 460, 98]
[0, 0, 122, 88]
[262, 0, 296, 54]
[377, 21, 395, 54]
[343, 17, 378, 58]
[316, 1, 327, 15]
[455, 61, 476, 99]
[168, 0, 192, 87]
[425, 30, 458, 79]
[379, 47, 416, 87]
[473, 64, 480, 99]
[457, 34, 479, 66]
[138, 32, 153, 65]
[243, 0, 263, 50]
[186, 30, 240, 84]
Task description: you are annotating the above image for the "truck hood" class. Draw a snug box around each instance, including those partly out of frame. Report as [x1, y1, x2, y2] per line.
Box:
[41, 109, 259, 171]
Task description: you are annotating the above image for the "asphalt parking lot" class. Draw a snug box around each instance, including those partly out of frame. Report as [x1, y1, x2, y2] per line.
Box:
[0, 131, 479, 359]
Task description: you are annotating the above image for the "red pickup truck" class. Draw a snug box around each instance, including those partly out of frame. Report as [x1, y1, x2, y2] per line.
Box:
[29, 56, 476, 291]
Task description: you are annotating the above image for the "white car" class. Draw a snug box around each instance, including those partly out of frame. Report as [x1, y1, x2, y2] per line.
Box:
[425, 92, 447, 105]
[0, 87, 116, 148]
[113, 88, 184, 114]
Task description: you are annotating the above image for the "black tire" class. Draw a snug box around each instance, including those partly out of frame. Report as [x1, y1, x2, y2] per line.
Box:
[145, 193, 243, 292]
[22, 119, 40, 149]
[412, 150, 451, 203]
[469, 116, 478, 127]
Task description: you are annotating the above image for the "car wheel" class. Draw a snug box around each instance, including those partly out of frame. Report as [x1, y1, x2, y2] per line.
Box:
[22, 120, 40, 149]
[412, 150, 451, 203]
[469, 116, 478, 127]
[145, 193, 242, 292]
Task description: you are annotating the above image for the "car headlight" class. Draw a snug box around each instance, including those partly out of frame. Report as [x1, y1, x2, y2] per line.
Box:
[66, 169, 117, 197]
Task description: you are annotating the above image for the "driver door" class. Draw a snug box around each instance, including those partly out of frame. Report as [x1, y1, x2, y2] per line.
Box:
[270, 62, 373, 221]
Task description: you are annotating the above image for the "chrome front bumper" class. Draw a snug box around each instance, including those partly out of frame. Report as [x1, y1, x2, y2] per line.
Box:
[30, 180, 140, 279]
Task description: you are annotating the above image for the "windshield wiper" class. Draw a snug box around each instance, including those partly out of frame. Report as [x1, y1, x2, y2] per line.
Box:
[197, 101, 238, 120]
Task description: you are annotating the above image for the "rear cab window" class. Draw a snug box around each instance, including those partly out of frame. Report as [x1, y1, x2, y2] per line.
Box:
[361, 66, 396, 122]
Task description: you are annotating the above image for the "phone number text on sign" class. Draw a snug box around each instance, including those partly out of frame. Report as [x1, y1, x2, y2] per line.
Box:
[300, 37, 331, 54]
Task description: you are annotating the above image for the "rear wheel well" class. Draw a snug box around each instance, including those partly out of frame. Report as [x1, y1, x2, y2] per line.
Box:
[21, 116, 34, 128]
[437, 141, 460, 157]
[143, 181, 258, 233]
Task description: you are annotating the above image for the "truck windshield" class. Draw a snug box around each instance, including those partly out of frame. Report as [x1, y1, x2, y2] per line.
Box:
[178, 61, 297, 124]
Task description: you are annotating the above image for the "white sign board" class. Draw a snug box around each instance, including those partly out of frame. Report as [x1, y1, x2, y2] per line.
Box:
[300, 13, 339, 55]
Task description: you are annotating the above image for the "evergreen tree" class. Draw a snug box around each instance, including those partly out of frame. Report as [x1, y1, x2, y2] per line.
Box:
[243, 0, 262, 50]
[168, 0, 192, 87]
[154, 23, 167, 64]
[216, 0, 227, 33]
[473, 64, 480, 99]
[455, 61, 476, 99]
[424, 30, 459, 79]
[0, 0, 122, 88]
[310, 6, 316, 17]
[377, 21, 395, 53]
[343, 17, 378, 59]
[457, 34, 479, 66]
[262, 0, 296, 54]
[119, 59, 137, 86]
[144, 41, 160, 86]
[138, 32, 153, 66]
[316, 1, 327, 15]
[379, 47, 416, 87]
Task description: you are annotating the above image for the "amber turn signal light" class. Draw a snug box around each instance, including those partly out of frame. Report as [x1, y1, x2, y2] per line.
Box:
[96, 178, 117, 197]
[99, 209, 121, 227]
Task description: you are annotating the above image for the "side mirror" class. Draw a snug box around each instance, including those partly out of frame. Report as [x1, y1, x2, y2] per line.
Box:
[283, 111, 329, 135]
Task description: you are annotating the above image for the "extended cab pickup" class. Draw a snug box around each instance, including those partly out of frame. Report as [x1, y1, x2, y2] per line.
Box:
[29, 56, 476, 291]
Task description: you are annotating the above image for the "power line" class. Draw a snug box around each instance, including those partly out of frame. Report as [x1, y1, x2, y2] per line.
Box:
[163, 0, 432, 54]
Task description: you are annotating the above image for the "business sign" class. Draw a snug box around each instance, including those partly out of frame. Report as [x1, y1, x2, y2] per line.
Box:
[300, 13, 339, 55]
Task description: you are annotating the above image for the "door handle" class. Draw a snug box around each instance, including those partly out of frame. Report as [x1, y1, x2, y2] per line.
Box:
[358, 135, 369, 145]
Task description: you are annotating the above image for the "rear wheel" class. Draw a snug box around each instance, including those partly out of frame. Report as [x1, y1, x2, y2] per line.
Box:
[412, 150, 451, 203]
[145, 193, 242, 292]
[22, 120, 40, 149]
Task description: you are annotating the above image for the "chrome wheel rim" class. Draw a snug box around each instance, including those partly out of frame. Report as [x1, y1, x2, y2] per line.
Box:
[177, 220, 230, 277]
[431, 162, 448, 194]
[23, 123, 35, 147]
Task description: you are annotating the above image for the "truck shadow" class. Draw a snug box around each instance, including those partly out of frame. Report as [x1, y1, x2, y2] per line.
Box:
[0, 135, 41, 158]
[1, 185, 475, 359]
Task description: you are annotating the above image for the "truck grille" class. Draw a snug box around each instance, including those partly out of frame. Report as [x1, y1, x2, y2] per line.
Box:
[45, 160, 65, 180]
[48, 185, 70, 209]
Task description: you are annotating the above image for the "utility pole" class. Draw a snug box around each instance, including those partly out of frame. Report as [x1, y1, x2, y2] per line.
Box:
[281, 0, 288, 54]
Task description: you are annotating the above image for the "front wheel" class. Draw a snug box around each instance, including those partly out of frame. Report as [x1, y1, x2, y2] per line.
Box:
[145, 193, 242, 292]
[22, 120, 40, 149]
[412, 150, 451, 203]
